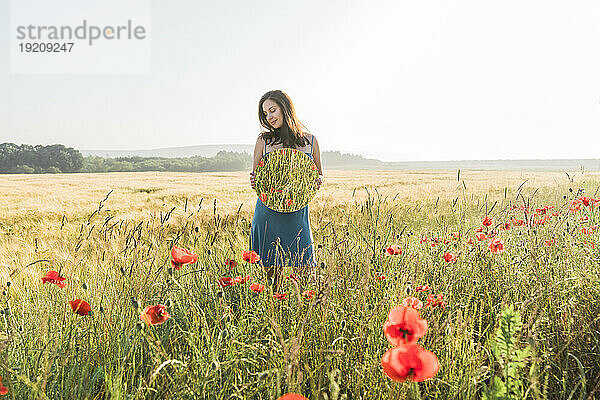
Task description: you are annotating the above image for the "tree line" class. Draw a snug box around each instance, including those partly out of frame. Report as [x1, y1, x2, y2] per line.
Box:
[0, 143, 83, 173]
[0, 143, 379, 174]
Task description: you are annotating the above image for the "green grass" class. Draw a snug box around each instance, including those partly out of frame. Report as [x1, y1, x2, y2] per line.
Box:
[0, 181, 599, 399]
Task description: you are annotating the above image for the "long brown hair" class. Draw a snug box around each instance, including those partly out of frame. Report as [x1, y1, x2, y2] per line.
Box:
[258, 90, 310, 148]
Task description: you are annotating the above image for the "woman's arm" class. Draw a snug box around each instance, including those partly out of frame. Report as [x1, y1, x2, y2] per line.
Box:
[252, 135, 264, 173]
[250, 135, 264, 189]
[312, 135, 323, 176]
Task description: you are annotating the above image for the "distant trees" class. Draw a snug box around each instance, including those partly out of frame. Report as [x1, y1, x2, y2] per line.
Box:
[0, 143, 83, 173]
[0, 143, 380, 174]
[80, 151, 250, 173]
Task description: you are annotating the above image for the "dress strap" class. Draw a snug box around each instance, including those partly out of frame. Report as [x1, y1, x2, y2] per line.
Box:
[310, 135, 314, 153]
[263, 136, 266, 157]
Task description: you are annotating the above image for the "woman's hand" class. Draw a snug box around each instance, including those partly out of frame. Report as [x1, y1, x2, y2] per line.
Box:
[250, 172, 256, 189]
[315, 175, 323, 190]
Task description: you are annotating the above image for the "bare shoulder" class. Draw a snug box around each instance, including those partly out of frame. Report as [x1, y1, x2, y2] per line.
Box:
[304, 132, 316, 142]
[256, 132, 267, 144]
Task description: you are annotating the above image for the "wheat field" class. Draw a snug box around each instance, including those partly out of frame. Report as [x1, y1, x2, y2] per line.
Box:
[0, 170, 599, 399]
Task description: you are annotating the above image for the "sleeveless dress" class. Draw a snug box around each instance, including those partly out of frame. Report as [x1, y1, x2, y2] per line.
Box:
[250, 135, 317, 273]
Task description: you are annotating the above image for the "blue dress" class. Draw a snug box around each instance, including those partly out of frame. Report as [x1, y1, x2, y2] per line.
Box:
[250, 135, 317, 273]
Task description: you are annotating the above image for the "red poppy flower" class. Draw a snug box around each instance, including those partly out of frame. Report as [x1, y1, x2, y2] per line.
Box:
[385, 244, 402, 255]
[415, 285, 431, 292]
[381, 344, 439, 382]
[258, 160, 265, 167]
[250, 283, 265, 293]
[0, 375, 7, 395]
[545, 239, 555, 247]
[286, 199, 293, 207]
[451, 232, 460, 240]
[287, 273, 299, 282]
[427, 293, 446, 308]
[69, 299, 91, 316]
[277, 393, 309, 400]
[273, 293, 288, 300]
[233, 275, 250, 284]
[383, 306, 428, 346]
[502, 222, 511, 230]
[311, 164, 317, 171]
[419, 236, 428, 244]
[482, 216, 493, 227]
[302, 290, 316, 299]
[225, 258, 237, 270]
[242, 250, 261, 264]
[259, 193, 267, 203]
[475, 227, 483, 233]
[376, 274, 386, 281]
[475, 233, 486, 241]
[401, 297, 423, 310]
[218, 277, 235, 287]
[41, 270, 66, 288]
[270, 187, 276, 193]
[171, 246, 198, 270]
[488, 238, 505, 254]
[443, 252, 457, 263]
[466, 238, 475, 246]
[140, 304, 170, 325]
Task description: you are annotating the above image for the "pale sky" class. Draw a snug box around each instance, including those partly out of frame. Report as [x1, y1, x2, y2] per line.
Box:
[1, 0, 600, 161]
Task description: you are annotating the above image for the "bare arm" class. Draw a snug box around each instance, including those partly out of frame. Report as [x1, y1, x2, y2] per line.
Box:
[312, 135, 323, 176]
[252, 136, 264, 173]
[250, 135, 264, 189]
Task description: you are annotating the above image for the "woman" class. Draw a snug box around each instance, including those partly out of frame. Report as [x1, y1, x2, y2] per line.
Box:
[249, 90, 324, 288]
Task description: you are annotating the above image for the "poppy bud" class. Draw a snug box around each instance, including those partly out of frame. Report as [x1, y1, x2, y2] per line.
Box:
[211, 360, 220, 370]
[563, 195, 567, 200]
[120, 267, 126, 275]
[216, 291, 223, 298]
[195, 227, 199, 233]
[136, 321, 144, 330]
[167, 267, 174, 276]
[6, 282, 10, 287]
[165, 299, 173, 308]
[340, 319, 346, 330]
[317, 244, 323, 249]
[131, 297, 139, 309]
[99, 306, 104, 313]
[82, 283, 88, 290]
[405, 286, 411, 295]
[207, 249, 211, 255]
[267, 277, 274, 286]
[221, 329, 229, 339]
[569, 188, 573, 192]
[3, 307, 9, 316]
[346, 231, 349, 236]
[320, 262, 326, 269]
[1, 291, 5, 296]
[88, 310, 94, 316]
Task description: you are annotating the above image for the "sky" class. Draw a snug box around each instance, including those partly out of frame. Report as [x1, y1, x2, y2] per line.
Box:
[1, 0, 600, 162]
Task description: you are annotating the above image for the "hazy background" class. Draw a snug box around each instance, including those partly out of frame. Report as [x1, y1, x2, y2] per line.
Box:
[1, 0, 600, 162]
